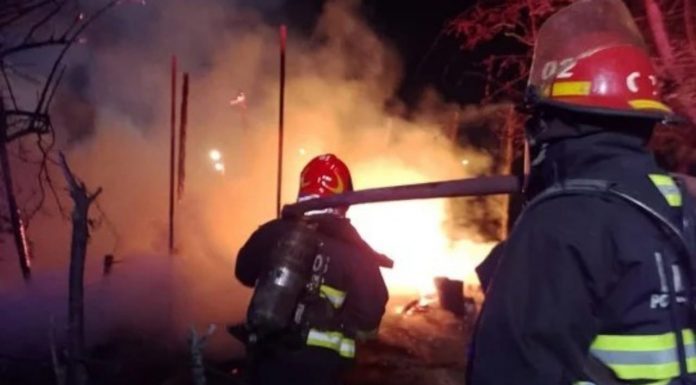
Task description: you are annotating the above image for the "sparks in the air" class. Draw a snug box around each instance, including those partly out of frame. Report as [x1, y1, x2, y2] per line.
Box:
[461, 159, 469, 166]
[229, 92, 247, 109]
[213, 162, 225, 173]
[209, 149, 222, 162]
[299, 148, 306, 156]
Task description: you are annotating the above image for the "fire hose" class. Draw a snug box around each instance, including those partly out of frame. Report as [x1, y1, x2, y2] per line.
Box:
[280, 174, 522, 269]
[281, 174, 522, 218]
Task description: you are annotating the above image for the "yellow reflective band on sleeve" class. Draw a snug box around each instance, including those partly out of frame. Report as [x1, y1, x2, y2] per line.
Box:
[629, 99, 673, 113]
[551, 81, 592, 97]
[306, 329, 356, 358]
[590, 330, 696, 381]
[649, 174, 682, 207]
[574, 380, 671, 385]
[685, 329, 696, 345]
[319, 284, 346, 308]
[592, 331, 678, 351]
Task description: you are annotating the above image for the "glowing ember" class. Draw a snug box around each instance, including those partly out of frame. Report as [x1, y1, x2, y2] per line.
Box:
[299, 148, 306, 156]
[229, 92, 247, 109]
[213, 162, 225, 173]
[209, 149, 222, 162]
[461, 159, 469, 166]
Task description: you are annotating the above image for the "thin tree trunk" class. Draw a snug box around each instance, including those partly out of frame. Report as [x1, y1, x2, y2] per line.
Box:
[645, 0, 676, 67]
[60, 152, 102, 385]
[66, 189, 88, 385]
[0, 99, 31, 279]
[645, 0, 696, 172]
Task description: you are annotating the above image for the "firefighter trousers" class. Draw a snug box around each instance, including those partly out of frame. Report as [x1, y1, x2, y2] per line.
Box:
[249, 345, 350, 385]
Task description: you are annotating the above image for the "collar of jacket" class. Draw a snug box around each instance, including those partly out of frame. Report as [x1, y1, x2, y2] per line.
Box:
[526, 125, 659, 199]
[303, 214, 359, 243]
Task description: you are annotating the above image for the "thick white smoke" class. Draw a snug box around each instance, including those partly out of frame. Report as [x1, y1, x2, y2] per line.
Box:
[0, 0, 501, 360]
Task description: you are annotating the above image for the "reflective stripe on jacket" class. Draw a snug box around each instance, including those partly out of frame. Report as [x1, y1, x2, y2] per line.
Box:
[590, 330, 696, 381]
[305, 284, 355, 358]
[539, 175, 696, 384]
[306, 328, 356, 358]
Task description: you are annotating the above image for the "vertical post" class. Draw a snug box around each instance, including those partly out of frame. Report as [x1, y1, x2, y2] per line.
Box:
[498, 107, 515, 240]
[0, 98, 31, 280]
[178, 73, 189, 202]
[169, 56, 177, 254]
[276, 25, 287, 217]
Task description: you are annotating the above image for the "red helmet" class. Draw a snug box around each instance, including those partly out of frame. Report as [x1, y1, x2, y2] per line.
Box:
[298, 154, 353, 215]
[526, 0, 676, 122]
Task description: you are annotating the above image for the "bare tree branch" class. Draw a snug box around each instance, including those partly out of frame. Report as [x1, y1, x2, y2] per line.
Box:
[0, 0, 55, 30]
[23, 1, 65, 44]
[0, 1, 121, 279]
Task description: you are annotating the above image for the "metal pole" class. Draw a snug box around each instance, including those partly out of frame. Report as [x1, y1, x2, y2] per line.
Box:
[276, 25, 287, 218]
[178, 73, 189, 202]
[168, 55, 177, 254]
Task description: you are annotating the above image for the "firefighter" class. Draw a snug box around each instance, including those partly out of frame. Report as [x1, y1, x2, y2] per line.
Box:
[467, 0, 696, 384]
[235, 153, 389, 385]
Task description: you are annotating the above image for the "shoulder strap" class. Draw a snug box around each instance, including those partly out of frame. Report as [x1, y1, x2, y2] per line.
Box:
[518, 178, 694, 260]
[674, 177, 696, 259]
[521, 179, 696, 385]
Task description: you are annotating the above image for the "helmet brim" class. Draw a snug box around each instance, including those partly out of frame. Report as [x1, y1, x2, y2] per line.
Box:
[521, 86, 686, 126]
[537, 98, 685, 125]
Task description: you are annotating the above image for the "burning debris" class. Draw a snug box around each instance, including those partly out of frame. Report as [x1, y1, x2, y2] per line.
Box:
[346, 304, 477, 385]
[398, 277, 478, 317]
[341, 277, 480, 385]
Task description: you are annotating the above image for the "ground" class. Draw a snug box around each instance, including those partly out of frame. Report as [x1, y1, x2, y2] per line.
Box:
[0, 294, 480, 385]
[345, 298, 477, 385]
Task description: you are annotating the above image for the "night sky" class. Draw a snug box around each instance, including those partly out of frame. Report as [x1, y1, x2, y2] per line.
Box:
[262, 0, 485, 108]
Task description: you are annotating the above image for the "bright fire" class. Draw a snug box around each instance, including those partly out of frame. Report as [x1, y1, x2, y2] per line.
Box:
[347, 166, 495, 298]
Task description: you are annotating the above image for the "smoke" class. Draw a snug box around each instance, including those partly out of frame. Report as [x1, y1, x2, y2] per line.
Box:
[0, 0, 502, 362]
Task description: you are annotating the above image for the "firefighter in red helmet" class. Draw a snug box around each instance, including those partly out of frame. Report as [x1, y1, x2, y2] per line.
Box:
[235, 153, 388, 385]
[467, 0, 696, 384]
[296, 154, 354, 216]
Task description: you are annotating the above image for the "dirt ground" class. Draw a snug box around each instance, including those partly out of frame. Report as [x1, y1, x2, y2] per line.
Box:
[345, 298, 478, 385]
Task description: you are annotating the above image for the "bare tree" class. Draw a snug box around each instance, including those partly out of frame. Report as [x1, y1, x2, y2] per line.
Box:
[0, 0, 118, 279]
[640, 0, 696, 172]
[59, 152, 102, 385]
[446, 0, 571, 104]
[446, 0, 696, 173]
[445, 0, 572, 181]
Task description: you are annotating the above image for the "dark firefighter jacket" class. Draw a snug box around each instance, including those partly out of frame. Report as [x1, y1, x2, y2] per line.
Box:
[467, 130, 696, 385]
[236, 214, 389, 359]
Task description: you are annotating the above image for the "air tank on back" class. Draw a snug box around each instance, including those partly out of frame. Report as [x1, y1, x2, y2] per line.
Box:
[246, 219, 319, 336]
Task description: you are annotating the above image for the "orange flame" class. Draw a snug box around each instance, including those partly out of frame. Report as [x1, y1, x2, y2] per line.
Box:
[347, 166, 494, 298]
